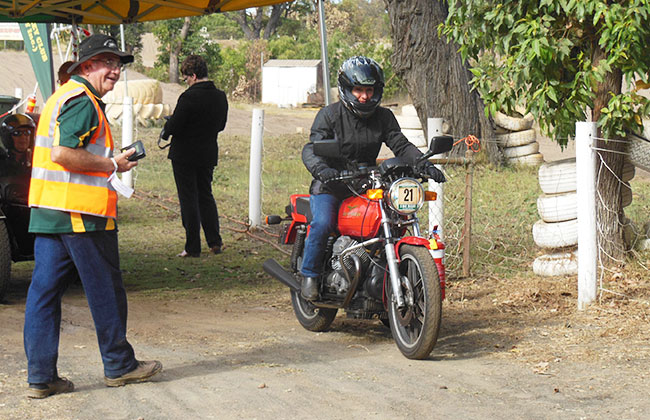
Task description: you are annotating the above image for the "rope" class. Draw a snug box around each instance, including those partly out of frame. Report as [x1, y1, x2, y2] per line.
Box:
[453, 134, 481, 152]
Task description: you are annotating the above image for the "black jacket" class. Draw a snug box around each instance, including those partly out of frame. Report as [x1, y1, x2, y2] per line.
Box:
[302, 101, 423, 197]
[163, 81, 228, 167]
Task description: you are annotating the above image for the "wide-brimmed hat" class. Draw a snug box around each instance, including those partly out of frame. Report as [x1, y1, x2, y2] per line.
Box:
[68, 34, 134, 73]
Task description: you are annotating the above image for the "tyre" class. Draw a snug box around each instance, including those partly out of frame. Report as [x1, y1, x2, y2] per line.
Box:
[388, 245, 442, 360]
[507, 153, 544, 166]
[622, 161, 635, 182]
[496, 128, 536, 147]
[503, 141, 539, 158]
[532, 219, 578, 248]
[537, 192, 577, 223]
[290, 290, 338, 332]
[532, 250, 578, 277]
[538, 158, 576, 194]
[622, 183, 632, 208]
[0, 221, 12, 301]
[493, 111, 534, 131]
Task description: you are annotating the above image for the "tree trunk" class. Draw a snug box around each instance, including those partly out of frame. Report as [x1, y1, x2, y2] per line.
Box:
[384, 0, 498, 162]
[592, 45, 626, 266]
[169, 17, 191, 83]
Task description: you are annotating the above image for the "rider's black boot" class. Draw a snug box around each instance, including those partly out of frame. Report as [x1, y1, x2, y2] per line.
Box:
[301, 276, 319, 300]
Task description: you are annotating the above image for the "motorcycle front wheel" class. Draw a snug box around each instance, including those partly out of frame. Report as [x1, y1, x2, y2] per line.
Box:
[290, 290, 338, 332]
[388, 245, 442, 359]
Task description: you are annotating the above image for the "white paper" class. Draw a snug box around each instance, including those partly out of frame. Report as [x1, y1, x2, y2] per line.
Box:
[108, 172, 134, 198]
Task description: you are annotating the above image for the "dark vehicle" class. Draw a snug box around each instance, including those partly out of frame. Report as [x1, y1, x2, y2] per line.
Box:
[264, 136, 454, 359]
[0, 113, 37, 300]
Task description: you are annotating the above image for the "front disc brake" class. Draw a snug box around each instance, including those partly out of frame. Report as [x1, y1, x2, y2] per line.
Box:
[395, 275, 415, 326]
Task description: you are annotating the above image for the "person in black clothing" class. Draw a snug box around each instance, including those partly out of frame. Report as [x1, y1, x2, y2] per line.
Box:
[299, 56, 446, 300]
[162, 55, 228, 257]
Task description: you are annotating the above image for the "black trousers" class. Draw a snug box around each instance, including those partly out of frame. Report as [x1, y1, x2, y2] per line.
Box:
[172, 161, 222, 255]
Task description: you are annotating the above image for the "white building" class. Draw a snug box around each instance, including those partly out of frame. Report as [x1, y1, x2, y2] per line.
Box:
[262, 59, 322, 107]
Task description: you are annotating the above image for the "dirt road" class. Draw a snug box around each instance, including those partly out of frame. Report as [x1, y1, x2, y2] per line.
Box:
[1, 267, 648, 420]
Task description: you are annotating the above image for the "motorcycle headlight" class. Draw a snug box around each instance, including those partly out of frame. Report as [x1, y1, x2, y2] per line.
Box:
[387, 178, 424, 215]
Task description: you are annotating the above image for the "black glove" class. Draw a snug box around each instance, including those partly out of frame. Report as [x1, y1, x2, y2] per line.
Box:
[317, 168, 339, 183]
[424, 163, 446, 183]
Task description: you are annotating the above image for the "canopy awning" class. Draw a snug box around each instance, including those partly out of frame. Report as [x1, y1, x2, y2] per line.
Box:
[0, 0, 291, 24]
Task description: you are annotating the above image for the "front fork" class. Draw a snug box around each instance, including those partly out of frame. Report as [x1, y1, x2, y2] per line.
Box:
[380, 200, 409, 309]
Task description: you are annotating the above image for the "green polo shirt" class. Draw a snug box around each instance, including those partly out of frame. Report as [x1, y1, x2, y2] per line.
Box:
[29, 75, 117, 234]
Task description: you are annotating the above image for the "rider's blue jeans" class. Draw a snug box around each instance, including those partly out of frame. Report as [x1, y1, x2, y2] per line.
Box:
[24, 231, 138, 384]
[300, 193, 341, 278]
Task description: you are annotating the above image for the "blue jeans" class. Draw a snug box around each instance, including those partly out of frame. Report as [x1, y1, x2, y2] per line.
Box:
[24, 231, 138, 384]
[300, 193, 340, 277]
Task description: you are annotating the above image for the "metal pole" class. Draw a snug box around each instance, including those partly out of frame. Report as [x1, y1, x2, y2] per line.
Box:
[576, 121, 598, 309]
[462, 149, 474, 277]
[249, 109, 264, 228]
[119, 24, 133, 188]
[427, 118, 444, 240]
[317, 0, 331, 105]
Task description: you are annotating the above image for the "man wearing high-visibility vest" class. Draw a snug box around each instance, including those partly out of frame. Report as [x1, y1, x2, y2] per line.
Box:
[24, 34, 162, 399]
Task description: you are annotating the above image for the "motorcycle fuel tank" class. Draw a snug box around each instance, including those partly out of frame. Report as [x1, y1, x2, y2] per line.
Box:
[338, 196, 381, 239]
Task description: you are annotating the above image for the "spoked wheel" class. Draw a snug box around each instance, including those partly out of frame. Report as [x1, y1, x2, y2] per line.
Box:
[388, 245, 442, 359]
[290, 290, 338, 332]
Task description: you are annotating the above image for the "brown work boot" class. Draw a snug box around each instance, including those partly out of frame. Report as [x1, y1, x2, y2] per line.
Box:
[27, 377, 74, 399]
[104, 360, 162, 387]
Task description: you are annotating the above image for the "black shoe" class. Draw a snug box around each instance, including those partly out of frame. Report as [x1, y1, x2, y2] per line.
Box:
[301, 276, 319, 300]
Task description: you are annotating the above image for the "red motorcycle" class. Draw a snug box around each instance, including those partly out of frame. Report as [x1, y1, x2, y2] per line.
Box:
[264, 136, 453, 359]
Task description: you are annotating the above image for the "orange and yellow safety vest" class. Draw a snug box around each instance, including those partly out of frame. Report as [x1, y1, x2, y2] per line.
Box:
[28, 80, 117, 218]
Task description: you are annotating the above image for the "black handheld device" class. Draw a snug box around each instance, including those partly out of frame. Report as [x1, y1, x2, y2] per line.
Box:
[121, 140, 146, 161]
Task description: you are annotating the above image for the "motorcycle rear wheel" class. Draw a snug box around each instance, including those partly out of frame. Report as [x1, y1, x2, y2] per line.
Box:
[388, 245, 442, 359]
[290, 291, 338, 332]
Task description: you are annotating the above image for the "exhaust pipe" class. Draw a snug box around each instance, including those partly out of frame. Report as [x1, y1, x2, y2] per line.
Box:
[263, 259, 301, 292]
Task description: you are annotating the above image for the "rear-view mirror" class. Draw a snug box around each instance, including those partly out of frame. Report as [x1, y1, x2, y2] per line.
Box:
[428, 135, 453, 156]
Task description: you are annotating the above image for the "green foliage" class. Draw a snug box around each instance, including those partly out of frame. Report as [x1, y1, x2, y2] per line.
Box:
[199, 13, 245, 39]
[93, 24, 145, 56]
[145, 0, 405, 100]
[441, 0, 650, 144]
[150, 17, 222, 81]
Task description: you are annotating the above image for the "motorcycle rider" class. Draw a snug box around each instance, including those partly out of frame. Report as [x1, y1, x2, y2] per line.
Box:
[0, 113, 36, 177]
[300, 56, 446, 300]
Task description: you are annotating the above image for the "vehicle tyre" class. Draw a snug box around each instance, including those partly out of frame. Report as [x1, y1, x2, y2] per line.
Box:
[537, 192, 577, 223]
[507, 153, 545, 166]
[532, 250, 578, 277]
[290, 290, 338, 332]
[493, 111, 534, 131]
[622, 183, 632, 208]
[538, 158, 576, 194]
[532, 219, 578, 248]
[496, 128, 536, 147]
[503, 141, 539, 158]
[0, 221, 12, 301]
[388, 245, 441, 360]
[622, 160, 635, 182]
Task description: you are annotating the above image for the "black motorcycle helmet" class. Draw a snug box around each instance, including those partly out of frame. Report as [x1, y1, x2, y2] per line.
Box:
[0, 113, 35, 152]
[337, 56, 385, 119]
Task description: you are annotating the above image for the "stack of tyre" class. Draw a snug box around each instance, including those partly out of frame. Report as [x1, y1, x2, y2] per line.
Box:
[533, 158, 635, 276]
[102, 79, 172, 127]
[395, 105, 428, 153]
[494, 111, 544, 165]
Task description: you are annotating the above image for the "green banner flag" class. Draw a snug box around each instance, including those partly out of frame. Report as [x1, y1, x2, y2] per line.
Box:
[20, 22, 54, 101]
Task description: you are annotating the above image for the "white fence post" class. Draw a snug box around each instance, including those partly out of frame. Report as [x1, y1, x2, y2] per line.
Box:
[121, 96, 134, 188]
[249, 109, 264, 228]
[427, 117, 444, 241]
[576, 121, 598, 309]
